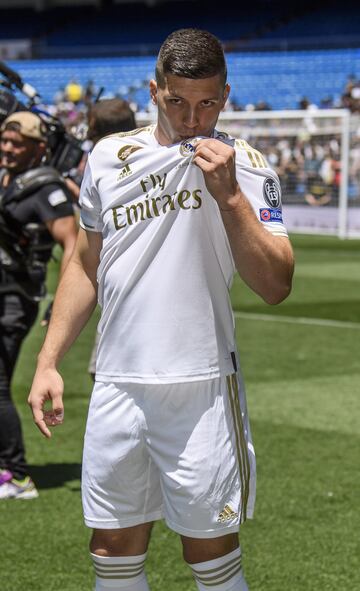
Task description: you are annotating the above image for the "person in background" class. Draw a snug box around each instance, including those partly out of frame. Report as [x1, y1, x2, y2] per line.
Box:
[65, 78, 83, 105]
[87, 97, 137, 144]
[85, 98, 137, 380]
[0, 111, 77, 499]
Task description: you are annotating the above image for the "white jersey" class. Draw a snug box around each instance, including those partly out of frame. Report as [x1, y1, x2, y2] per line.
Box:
[79, 125, 288, 383]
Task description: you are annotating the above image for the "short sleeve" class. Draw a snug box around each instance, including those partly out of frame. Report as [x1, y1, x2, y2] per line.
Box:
[235, 141, 288, 238]
[34, 183, 74, 221]
[78, 158, 103, 232]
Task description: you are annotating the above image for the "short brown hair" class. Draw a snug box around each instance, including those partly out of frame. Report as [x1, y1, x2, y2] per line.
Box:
[155, 28, 227, 88]
[87, 98, 136, 143]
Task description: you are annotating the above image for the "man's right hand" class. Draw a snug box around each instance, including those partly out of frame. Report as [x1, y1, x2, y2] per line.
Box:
[27, 367, 64, 438]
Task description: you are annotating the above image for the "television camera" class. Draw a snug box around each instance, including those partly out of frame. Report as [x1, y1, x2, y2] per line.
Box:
[0, 60, 85, 174]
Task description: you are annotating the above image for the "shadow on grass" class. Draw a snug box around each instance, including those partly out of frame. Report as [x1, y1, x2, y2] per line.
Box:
[28, 463, 81, 490]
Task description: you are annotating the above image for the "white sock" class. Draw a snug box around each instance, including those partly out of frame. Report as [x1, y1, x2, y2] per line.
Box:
[91, 552, 150, 590]
[189, 547, 249, 590]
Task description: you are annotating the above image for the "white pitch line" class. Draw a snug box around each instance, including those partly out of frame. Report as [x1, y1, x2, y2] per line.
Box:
[45, 295, 360, 330]
[234, 311, 360, 330]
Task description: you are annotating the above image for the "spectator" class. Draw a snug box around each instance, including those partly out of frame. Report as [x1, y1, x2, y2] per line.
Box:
[65, 78, 83, 105]
[84, 80, 97, 106]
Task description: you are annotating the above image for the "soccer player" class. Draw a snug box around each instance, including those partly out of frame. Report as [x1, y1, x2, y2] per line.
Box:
[28, 28, 294, 591]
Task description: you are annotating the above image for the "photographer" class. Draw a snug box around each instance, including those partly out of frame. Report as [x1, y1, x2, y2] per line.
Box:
[0, 111, 77, 499]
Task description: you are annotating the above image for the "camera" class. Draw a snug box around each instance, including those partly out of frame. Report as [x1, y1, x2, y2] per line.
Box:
[0, 61, 84, 174]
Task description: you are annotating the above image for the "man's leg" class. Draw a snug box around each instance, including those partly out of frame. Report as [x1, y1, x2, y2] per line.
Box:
[182, 533, 249, 591]
[89, 522, 153, 590]
[0, 294, 38, 480]
[82, 382, 164, 590]
[141, 377, 255, 589]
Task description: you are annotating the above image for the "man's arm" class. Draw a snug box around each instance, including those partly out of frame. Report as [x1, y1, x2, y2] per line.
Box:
[194, 139, 294, 304]
[40, 215, 78, 327]
[28, 228, 102, 438]
[46, 214, 78, 277]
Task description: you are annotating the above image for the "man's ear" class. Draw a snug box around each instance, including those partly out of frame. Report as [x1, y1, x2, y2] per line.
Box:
[37, 140, 47, 156]
[149, 79, 158, 105]
[223, 83, 231, 107]
[35, 140, 47, 163]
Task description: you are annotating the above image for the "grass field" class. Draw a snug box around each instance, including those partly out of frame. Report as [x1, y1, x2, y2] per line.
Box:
[1, 233, 360, 591]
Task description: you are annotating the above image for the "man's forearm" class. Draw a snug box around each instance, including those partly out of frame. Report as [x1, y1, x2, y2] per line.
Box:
[38, 258, 97, 368]
[220, 190, 294, 304]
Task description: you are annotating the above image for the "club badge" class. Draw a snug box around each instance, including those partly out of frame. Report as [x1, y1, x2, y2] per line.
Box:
[263, 177, 281, 208]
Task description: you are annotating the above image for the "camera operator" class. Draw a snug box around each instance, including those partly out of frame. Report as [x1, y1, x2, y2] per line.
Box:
[0, 111, 78, 500]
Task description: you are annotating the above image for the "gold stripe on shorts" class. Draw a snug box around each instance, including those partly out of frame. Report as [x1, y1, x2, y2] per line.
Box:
[226, 374, 250, 522]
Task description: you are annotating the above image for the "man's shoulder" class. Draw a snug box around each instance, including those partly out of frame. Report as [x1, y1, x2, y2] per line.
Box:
[89, 125, 156, 167]
[95, 125, 155, 148]
[234, 138, 270, 170]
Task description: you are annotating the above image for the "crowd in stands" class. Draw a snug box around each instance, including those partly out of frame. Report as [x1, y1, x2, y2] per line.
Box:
[48, 71, 360, 121]
[256, 136, 345, 206]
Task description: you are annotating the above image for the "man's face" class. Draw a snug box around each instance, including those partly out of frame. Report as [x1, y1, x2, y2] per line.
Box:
[0, 129, 44, 174]
[150, 74, 230, 145]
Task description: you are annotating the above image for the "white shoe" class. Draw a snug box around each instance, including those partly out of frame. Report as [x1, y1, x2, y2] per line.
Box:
[0, 475, 39, 500]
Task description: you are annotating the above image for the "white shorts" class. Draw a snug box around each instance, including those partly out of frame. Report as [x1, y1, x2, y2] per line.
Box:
[81, 374, 256, 538]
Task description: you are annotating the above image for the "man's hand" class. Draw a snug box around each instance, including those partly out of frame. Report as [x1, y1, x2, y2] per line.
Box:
[193, 139, 241, 211]
[27, 367, 64, 438]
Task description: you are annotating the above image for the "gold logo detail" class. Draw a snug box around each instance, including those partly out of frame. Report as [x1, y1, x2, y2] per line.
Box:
[217, 504, 238, 523]
[117, 144, 142, 161]
[117, 164, 132, 180]
[112, 189, 202, 231]
[116, 126, 151, 138]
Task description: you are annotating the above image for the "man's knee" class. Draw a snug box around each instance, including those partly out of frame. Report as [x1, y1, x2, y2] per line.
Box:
[181, 532, 239, 564]
[90, 522, 154, 557]
[182, 534, 248, 591]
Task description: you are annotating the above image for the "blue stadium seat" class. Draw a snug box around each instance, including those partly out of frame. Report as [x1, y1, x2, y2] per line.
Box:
[6, 47, 360, 111]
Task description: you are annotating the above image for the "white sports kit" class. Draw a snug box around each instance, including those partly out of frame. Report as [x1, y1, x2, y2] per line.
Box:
[79, 125, 288, 537]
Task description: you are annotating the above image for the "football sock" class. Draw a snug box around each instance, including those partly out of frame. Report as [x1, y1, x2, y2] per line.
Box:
[189, 547, 248, 590]
[91, 552, 149, 590]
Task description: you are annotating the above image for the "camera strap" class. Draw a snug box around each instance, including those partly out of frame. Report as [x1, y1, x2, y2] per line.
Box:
[1, 165, 67, 206]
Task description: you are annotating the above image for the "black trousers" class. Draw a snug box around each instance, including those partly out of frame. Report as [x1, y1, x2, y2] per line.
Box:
[0, 292, 38, 479]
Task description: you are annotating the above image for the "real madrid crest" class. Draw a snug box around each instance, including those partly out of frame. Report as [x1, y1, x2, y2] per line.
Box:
[179, 138, 198, 157]
[117, 144, 142, 162]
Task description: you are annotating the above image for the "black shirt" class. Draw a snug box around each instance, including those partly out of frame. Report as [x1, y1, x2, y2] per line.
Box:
[0, 170, 74, 299]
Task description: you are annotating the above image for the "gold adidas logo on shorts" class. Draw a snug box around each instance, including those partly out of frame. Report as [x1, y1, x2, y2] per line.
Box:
[217, 504, 238, 523]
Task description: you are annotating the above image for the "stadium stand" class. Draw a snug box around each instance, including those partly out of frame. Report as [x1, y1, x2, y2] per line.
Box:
[5, 47, 360, 111]
[0, 0, 359, 111]
[1, 0, 360, 55]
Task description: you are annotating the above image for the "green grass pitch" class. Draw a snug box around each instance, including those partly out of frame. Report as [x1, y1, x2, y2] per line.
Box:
[1, 233, 359, 590]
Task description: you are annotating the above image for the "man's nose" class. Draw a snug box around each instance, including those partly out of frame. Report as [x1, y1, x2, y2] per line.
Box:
[1, 140, 13, 151]
[183, 109, 198, 129]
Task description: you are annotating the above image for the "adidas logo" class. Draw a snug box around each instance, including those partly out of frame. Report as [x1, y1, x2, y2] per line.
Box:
[217, 504, 238, 523]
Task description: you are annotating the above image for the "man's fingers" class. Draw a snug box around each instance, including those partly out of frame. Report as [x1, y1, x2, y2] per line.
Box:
[32, 406, 52, 438]
[28, 387, 64, 437]
[51, 391, 64, 419]
[44, 409, 64, 427]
